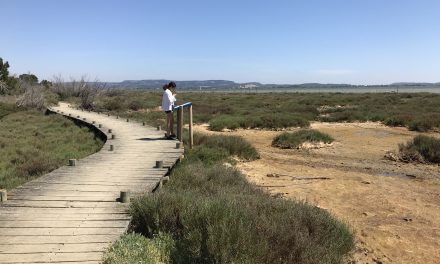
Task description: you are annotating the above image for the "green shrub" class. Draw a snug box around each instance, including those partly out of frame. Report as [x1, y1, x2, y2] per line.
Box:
[15, 153, 59, 177]
[272, 129, 334, 149]
[209, 114, 309, 131]
[408, 119, 433, 132]
[127, 100, 143, 111]
[102, 97, 125, 111]
[191, 133, 260, 161]
[0, 102, 18, 119]
[208, 116, 242, 131]
[129, 160, 353, 263]
[123, 132, 353, 264]
[103, 233, 175, 264]
[185, 146, 230, 165]
[399, 135, 440, 163]
[385, 115, 410, 127]
[260, 114, 310, 129]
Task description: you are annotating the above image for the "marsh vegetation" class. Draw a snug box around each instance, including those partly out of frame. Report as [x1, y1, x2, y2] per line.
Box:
[86, 91, 440, 133]
[0, 102, 104, 190]
[398, 135, 440, 164]
[104, 133, 354, 264]
[272, 129, 334, 149]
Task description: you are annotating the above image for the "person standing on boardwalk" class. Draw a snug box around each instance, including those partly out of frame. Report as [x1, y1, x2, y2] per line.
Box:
[162, 82, 177, 139]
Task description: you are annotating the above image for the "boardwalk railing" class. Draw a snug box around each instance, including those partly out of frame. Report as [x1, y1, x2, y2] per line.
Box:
[174, 102, 193, 149]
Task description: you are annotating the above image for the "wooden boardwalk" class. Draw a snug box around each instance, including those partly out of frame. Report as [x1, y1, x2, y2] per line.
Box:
[0, 102, 184, 264]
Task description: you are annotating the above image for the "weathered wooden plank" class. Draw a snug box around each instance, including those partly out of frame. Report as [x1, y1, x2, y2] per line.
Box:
[14, 184, 154, 192]
[0, 213, 129, 220]
[8, 191, 120, 197]
[2, 201, 129, 208]
[29, 179, 163, 186]
[0, 227, 126, 236]
[0, 234, 120, 244]
[0, 206, 127, 214]
[0, 251, 104, 263]
[0, 220, 129, 228]
[0, 242, 110, 254]
[8, 196, 118, 202]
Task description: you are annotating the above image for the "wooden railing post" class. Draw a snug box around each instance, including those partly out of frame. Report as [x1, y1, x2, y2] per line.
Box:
[176, 107, 181, 141]
[188, 105, 193, 149]
[178, 107, 184, 142]
[175, 102, 192, 145]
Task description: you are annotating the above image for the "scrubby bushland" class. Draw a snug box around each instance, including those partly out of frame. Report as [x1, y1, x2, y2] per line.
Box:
[272, 129, 334, 149]
[90, 91, 440, 132]
[0, 104, 104, 189]
[51, 74, 104, 109]
[16, 80, 47, 110]
[208, 114, 310, 131]
[104, 134, 353, 263]
[399, 135, 440, 163]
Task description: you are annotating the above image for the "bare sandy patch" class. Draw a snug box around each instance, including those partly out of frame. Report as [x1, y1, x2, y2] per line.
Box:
[194, 122, 440, 264]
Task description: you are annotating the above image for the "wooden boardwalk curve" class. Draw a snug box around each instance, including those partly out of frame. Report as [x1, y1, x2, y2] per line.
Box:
[0, 102, 184, 264]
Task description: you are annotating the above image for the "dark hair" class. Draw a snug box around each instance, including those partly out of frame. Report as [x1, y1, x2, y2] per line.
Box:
[168, 81, 176, 88]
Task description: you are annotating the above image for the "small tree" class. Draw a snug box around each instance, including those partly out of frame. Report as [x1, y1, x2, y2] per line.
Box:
[0, 58, 10, 82]
[19, 73, 39, 85]
[40, 79, 52, 89]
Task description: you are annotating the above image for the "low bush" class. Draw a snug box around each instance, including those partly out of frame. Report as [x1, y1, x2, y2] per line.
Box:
[103, 233, 174, 264]
[399, 135, 440, 163]
[118, 133, 353, 263]
[408, 119, 433, 132]
[384, 116, 408, 127]
[208, 115, 242, 131]
[129, 165, 353, 263]
[209, 114, 309, 131]
[272, 129, 334, 149]
[192, 133, 260, 161]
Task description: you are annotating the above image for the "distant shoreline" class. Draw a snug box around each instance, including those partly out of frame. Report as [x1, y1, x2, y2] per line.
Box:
[155, 87, 440, 94]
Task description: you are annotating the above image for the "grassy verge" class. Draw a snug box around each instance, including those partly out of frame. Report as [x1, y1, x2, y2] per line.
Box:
[103, 233, 174, 264]
[0, 104, 104, 190]
[104, 133, 353, 264]
[86, 91, 440, 132]
[398, 135, 440, 163]
[272, 129, 334, 149]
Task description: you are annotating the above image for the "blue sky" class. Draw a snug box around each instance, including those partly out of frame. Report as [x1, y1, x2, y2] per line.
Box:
[2, 0, 440, 84]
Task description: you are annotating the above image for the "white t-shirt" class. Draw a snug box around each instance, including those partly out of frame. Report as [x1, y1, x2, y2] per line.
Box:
[162, 89, 176, 111]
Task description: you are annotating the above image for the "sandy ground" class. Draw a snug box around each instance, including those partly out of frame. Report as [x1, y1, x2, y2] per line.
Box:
[194, 122, 440, 264]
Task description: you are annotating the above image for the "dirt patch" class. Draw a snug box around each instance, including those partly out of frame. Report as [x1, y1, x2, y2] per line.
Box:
[194, 122, 440, 264]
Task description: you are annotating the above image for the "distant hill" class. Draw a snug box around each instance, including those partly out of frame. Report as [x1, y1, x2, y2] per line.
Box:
[107, 80, 252, 90]
[104, 80, 440, 91]
[390, 82, 440, 86]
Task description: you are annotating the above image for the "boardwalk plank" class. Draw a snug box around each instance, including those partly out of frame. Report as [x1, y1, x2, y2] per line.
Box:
[0, 102, 183, 261]
[0, 227, 126, 236]
[0, 242, 110, 254]
[0, 252, 103, 263]
[0, 220, 129, 228]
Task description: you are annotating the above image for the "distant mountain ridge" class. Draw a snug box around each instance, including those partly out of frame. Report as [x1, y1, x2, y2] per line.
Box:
[105, 80, 440, 90]
[107, 80, 254, 89]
